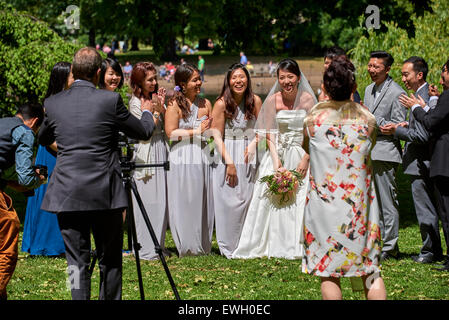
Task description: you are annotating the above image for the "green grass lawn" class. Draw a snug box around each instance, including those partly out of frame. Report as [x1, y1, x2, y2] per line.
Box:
[6, 167, 449, 300]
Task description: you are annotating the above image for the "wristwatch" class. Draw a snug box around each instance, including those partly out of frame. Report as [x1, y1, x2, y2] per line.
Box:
[154, 111, 161, 120]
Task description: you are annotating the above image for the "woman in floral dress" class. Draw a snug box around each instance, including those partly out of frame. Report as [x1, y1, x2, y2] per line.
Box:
[302, 56, 387, 299]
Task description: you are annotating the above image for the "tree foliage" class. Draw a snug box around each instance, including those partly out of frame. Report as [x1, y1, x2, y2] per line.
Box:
[0, 1, 81, 117]
[5, 0, 432, 61]
[350, 0, 449, 99]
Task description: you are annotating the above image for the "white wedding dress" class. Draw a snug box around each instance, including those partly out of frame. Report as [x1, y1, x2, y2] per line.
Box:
[232, 109, 309, 260]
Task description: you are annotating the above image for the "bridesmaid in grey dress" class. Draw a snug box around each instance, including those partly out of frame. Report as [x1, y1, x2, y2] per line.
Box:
[211, 63, 262, 258]
[129, 62, 170, 260]
[164, 64, 214, 257]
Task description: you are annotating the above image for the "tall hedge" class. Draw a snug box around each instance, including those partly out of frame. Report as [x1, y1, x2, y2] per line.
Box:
[350, 0, 449, 100]
[0, 1, 80, 117]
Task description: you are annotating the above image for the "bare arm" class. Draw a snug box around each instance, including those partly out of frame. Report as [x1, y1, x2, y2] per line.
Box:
[164, 101, 211, 141]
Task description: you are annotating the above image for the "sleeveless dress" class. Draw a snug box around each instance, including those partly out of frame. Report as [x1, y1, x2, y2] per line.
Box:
[212, 103, 257, 258]
[302, 100, 382, 277]
[22, 145, 65, 256]
[167, 100, 214, 257]
[232, 109, 309, 259]
[129, 95, 170, 260]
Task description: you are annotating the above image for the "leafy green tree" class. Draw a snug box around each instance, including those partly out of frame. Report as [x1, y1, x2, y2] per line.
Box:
[350, 0, 449, 100]
[0, 1, 80, 117]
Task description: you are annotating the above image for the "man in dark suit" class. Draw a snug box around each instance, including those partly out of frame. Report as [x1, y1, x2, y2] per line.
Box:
[38, 47, 156, 299]
[381, 57, 443, 264]
[400, 58, 449, 271]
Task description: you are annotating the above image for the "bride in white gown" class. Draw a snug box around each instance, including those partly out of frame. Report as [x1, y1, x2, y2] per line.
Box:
[232, 58, 317, 260]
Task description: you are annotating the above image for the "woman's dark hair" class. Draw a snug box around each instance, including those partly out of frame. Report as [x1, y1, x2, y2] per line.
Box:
[130, 61, 158, 98]
[170, 63, 200, 120]
[217, 63, 255, 120]
[276, 58, 301, 77]
[44, 61, 71, 99]
[99, 58, 124, 90]
[323, 56, 356, 101]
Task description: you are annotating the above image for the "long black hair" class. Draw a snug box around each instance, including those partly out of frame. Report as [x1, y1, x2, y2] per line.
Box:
[217, 63, 255, 120]
[44, 61, 71, 99]
[99, 57, 124, 90]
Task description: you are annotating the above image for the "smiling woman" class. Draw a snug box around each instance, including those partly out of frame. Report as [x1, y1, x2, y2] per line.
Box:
[210, 63, 262, 258]
[99, 58, 124, 91]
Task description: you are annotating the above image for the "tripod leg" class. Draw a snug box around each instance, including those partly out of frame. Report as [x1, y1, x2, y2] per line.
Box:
[126, 188, 133, 252]
[126, 181, 146, 300]
[129, 177, 181, 300]
[88, 250, 97, 275]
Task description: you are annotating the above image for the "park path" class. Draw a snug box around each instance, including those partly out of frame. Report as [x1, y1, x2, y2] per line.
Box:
[157, 57, 324, 98]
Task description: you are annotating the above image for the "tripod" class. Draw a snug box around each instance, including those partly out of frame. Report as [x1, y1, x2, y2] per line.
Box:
[89, 160, 180, 300]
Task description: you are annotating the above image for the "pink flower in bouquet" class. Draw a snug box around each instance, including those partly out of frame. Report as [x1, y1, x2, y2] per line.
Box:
[260, 168, 304, 205]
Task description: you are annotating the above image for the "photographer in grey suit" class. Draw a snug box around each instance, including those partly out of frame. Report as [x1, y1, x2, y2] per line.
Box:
[381, 57, 443, 264]
[364, 51, 407, 260]
[38, 47, 155, 299]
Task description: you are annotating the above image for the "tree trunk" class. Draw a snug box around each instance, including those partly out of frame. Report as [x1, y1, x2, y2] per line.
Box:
[131, 37, 139, 51]
[88, 28, 96, 47]
[161, 36, 177, 62]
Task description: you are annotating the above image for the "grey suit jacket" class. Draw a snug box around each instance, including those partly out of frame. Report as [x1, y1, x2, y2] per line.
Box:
[364, 76, 407, 163]
[38, 80, 155, 213]
[394, 83, 435, 175]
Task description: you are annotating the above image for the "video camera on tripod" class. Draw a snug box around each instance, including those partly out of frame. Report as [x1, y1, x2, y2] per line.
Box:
[116, 132, 178, 300]
[117, 132, 170, 173]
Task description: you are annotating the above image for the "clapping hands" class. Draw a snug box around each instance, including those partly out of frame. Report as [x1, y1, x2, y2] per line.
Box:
[399, 93, 426, 109]
[429, 84, 440, 97]
[140, 87, 167, 114]
[379, 121, 408, 135]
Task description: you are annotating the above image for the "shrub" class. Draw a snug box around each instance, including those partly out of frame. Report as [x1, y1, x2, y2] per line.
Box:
[0, 1, 80, 117]
[350, 0, 449, 100]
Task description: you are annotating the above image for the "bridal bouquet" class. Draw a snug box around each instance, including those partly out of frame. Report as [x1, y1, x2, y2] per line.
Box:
[260, 167, 304, 205]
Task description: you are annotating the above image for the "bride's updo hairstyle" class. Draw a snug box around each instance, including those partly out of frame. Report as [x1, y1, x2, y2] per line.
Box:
[276, 58, 301, 78]
[323, 56, 356, 101]
[170, 63, 199, 120]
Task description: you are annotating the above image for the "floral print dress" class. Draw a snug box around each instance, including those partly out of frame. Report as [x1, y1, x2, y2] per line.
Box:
[302, 100, 382, 277]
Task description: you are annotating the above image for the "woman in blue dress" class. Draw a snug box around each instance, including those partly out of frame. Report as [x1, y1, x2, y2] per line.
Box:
[22, 61, 74, 256]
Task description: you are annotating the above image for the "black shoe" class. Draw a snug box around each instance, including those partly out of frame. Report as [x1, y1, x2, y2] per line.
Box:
[431, 262, 449, 272]
[381, 251, 399, 261]
[411, 255, 436, 264]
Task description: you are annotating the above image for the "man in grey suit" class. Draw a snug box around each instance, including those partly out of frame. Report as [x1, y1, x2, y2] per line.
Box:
[39, 47, 155, 299]
[400, 59, 449, 271]
[364, 51, 407, 260]
[381, 57, 443, 263]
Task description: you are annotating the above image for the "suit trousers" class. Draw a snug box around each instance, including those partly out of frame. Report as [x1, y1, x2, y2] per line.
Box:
[433, 176, 449, 256]
[410, 175, 443, 258]
[57, 209, 123, 300]
[372, 160, 400, 254]
[0, 191, 20, 300]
